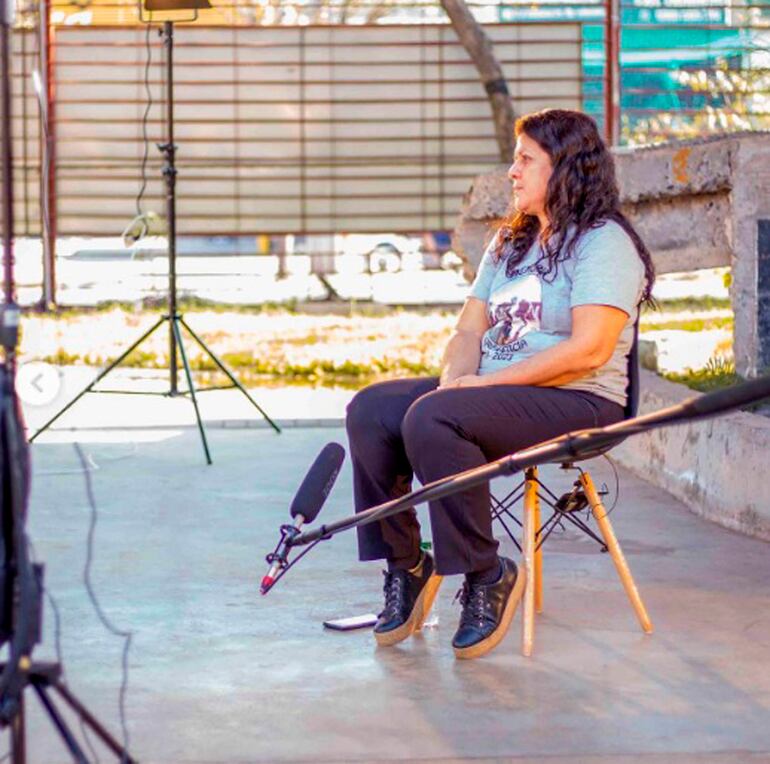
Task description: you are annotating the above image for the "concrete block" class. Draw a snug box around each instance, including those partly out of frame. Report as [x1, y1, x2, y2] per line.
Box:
[462, 164, 512, 220]
[623, 193, 731, 273]
[728, 136, 770, 376]
[638, 338, 658, 372]
[451, 218, 496, 283]
[613, 370, 770, 541]
[613, 135, 734, 202]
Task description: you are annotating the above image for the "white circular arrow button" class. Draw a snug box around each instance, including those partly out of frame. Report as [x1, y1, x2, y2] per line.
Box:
[16, 362, 62, 406]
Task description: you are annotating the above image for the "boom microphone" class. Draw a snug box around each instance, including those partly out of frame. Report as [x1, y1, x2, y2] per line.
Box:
[289, 441, 346, 523]
[261, 442, 345, 594]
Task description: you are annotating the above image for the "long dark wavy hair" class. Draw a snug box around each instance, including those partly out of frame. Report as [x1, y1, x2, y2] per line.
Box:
[494, 109, 655, 304]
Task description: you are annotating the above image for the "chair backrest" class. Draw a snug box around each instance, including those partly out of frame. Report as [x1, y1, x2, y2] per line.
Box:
[624, 317, 641, 421]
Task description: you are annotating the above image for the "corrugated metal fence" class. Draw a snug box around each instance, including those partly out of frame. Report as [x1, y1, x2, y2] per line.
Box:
[17, 22, 583, 237]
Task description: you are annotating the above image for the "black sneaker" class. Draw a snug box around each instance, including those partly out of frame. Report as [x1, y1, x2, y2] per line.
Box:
[374, 552, 443, 647]
[452, 556, 526, 659]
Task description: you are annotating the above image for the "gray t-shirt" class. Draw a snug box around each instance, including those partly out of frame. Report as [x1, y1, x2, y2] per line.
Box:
[468, 220, 645, 407]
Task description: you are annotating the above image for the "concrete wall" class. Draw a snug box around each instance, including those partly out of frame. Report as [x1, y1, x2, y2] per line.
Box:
[451, 132, 770, 376]
[613, 371, 770, 542]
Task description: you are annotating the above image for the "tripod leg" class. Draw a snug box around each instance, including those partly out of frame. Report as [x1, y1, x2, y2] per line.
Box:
[50, 679, 137, 764]
[29, 316, 167, 442]
[31, 680, 90, 764]
[10, 693, 25, 764]
[179, 316, 281, 434]
[171, 317, 212, 465]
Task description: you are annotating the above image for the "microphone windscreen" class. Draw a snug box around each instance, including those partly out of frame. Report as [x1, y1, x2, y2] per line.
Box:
[687, 374, 770, 419]
[289, 442, 346, 523]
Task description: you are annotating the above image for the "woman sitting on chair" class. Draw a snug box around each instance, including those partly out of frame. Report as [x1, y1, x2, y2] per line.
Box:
[345, 108, 655, 659]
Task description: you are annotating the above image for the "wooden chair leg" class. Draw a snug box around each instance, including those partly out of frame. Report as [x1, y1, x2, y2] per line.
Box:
[521, 467, 538, 656]
[534, 489, 543, 614]
[579, 471, 654, 635]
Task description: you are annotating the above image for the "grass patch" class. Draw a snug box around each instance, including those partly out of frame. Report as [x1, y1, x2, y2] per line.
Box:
[665, 358, 770, 414]
[664, 357, 741, 393]
[23, 305, 456, 392]
[27, 302, 757, 403]
[38, 346, 442, 389]
[643, 296, 731, 314]
[641, 315, 733, 332]
[27, 296, 302, 319]
[24, 298, 459, 321]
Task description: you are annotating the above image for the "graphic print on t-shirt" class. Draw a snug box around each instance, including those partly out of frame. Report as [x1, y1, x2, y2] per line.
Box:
[484, 273, 543, 360]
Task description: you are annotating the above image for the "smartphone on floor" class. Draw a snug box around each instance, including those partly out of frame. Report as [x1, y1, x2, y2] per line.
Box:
[323, 613, 378, 631]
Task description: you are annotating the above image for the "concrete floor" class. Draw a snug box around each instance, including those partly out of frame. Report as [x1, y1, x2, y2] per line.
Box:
[17, 423, 770, 763]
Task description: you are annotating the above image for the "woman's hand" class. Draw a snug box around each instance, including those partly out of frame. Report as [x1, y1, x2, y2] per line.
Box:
[443, 374, 486, 389]
[439, 298, 488, 387]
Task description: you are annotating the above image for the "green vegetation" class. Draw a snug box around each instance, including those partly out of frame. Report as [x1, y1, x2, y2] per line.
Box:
[664, 357, 741, 393]
[27, 296, 301, 319]
[38, 348, 439, 388]
[23, 290, 730, 321]
[27, 305, 450, 389]
[642, 296, 731, 314]
[641, 315, 733, 333]
[664, 358, 769, 414]
[23, 297, 458, 321]
[23, 300, 755, 402]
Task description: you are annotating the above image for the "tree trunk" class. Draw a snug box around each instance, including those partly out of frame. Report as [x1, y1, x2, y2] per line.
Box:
[439, 0, 515, 163]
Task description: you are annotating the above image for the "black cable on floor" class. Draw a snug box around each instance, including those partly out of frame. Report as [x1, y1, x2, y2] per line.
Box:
[74, 443, 133, 763]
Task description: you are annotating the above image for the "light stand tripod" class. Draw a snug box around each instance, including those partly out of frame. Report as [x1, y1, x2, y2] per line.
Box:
[2, 6, 136, 759]
[29, 9, 280, 463]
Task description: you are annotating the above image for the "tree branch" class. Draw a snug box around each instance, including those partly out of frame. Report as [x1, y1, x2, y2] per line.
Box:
[439, 0, 515, 163]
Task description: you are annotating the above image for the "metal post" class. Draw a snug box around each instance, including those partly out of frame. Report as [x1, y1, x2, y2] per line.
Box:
[39, 0, 56, 308]
[162, 20, 178, 393]
[2, 0, 15, 306]
[604, 0, 621, 146]
[0, 0, 19, 384]
[1, 0, 21, 389]
[10, 695, 25, 764]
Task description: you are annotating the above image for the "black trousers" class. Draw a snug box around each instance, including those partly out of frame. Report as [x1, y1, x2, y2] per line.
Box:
[345, 378, 624, 576]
